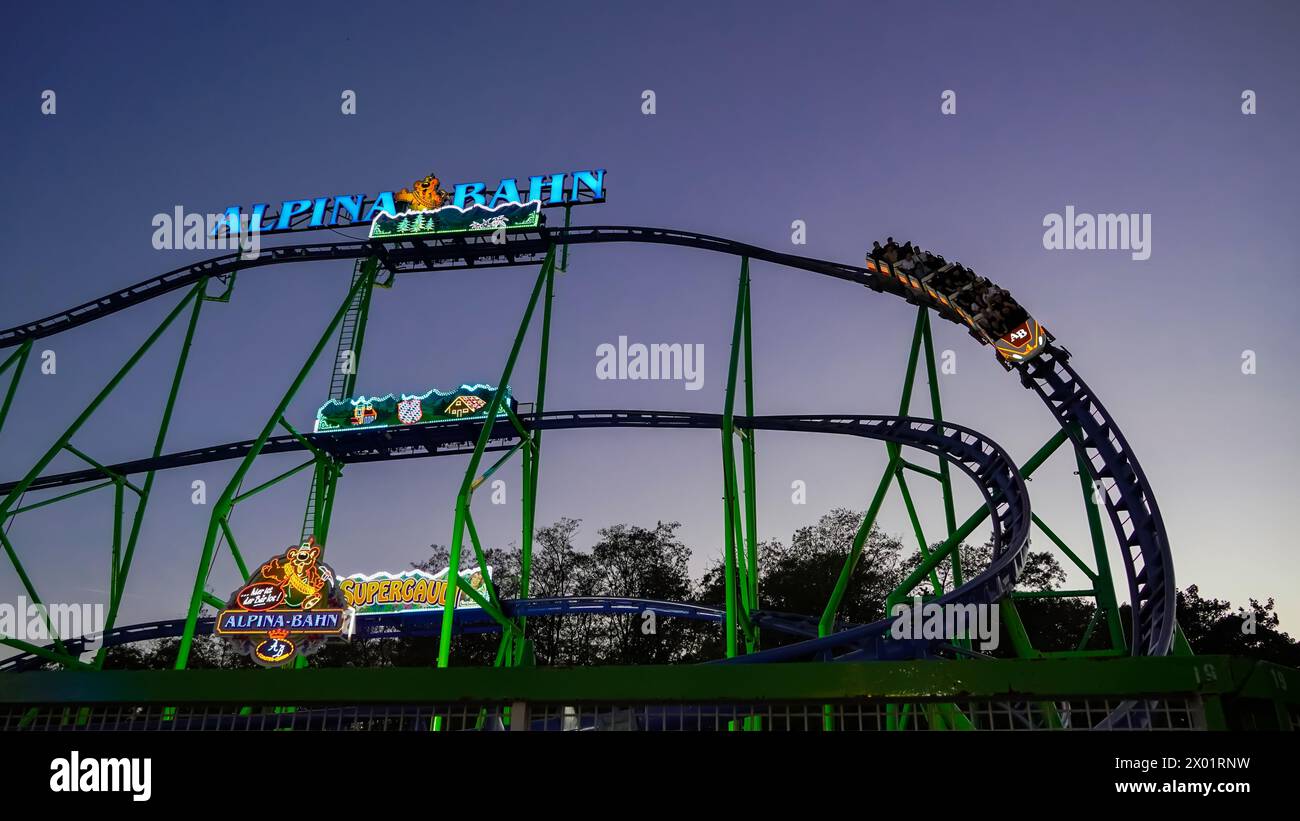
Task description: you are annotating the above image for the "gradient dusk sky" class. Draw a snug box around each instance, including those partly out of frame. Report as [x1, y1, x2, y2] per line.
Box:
[1, 0, 1298, 650]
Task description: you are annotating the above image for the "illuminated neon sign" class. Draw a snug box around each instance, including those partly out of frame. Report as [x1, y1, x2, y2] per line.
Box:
[214, 537, 350, 666]
[340, 567, 492, 615]
[215, 168, 604, 236]
[370, 200, 542, 239]
[314, 384, 513, 434]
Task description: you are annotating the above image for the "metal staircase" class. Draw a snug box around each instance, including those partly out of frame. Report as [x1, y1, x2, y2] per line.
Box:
[299, 259, 370, 543]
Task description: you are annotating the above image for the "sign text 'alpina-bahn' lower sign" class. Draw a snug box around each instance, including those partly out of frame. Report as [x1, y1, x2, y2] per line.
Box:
[215, 537, 349, 667]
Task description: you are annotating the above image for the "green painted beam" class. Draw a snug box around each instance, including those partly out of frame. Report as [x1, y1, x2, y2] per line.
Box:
[5, 481, 115, 517]
[0, 340, 33, 438]
[0, 637, 92, 670]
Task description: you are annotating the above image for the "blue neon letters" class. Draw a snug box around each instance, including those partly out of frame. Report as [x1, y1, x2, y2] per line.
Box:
[218, 169, 604, 235]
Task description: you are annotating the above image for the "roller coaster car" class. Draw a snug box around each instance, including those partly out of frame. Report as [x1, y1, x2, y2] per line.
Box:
[989, 316, 1048, 366]
[865, 248, 1049, 368]
[952, 284, 1050, 368]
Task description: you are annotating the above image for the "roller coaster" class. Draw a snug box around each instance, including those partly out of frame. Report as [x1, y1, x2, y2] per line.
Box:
[0, 208, 1294, 732]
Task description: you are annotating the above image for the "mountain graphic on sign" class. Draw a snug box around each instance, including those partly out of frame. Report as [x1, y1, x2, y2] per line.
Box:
[369, 199, 542, 239]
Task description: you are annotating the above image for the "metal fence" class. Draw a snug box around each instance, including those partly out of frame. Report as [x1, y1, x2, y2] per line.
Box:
[1, 696, 1206, 731]
[0, 656, 1294, 731]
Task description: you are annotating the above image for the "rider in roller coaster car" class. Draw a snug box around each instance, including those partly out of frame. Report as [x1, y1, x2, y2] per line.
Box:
[930, 262, 970, 295]
[953, 277, 1027, 337]
[981, 286, 1028, 338]
[872, 238, 930, 271]
[874, 239, 936, 278]
[870, 239, 1028, 339]
[872, 237, 903, 264]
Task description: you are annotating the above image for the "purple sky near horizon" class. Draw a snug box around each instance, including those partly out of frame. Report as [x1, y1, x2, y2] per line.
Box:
[1, 0, 1298, 654]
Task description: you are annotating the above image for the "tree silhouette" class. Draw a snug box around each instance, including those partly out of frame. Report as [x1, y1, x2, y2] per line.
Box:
[1173, 585, 1299, 667]
[99, 511, 1298, 670]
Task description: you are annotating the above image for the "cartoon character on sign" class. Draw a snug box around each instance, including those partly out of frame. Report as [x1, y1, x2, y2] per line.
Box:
[216, 536, 348, 667]
[260, 537, 328, 609]
[396, 173, 450, 211]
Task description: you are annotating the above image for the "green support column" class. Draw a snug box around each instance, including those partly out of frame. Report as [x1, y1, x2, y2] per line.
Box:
[559, 206, 572, 272]
[743, 275, 759, 722]
[437, 247, 556, 673]
[110, 480, 123, 606]
[920, 310, 961, 585]
[0, 340, 33, 438]
[740, 271, 759, 645]
[720, 258, 751, 658]
[1074, 442, 1126, 651]
[512, 253, 555, 668]
[512, 442, 534, 669]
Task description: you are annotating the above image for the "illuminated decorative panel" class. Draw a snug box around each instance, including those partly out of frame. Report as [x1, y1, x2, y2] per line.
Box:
[369, 200, 542, 240]
[314, 384, 512, 434]
[339, 567, 493, 615]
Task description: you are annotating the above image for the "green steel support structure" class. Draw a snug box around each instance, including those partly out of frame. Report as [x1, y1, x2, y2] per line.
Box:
[793, 304, 1137, 728]
[435, 246, 559, 680]
[720, 258, 755, 659]
[0, 243, 1199, 732]
[0, 279, 212, 669]
[175, 261, 379, 670]
[838, 305, 1132, 663]
[95, 283, 209, 668]
[0, 340, 33, 440]
[509, 243, 557, 669]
